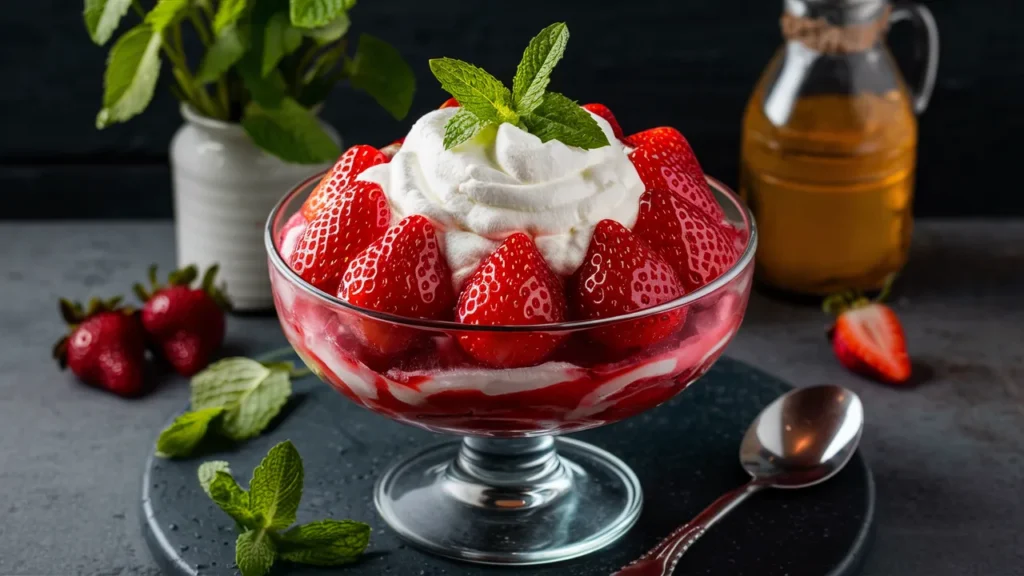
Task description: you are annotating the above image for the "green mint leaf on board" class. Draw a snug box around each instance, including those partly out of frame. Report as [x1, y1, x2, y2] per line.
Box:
[145, 0, 190, 33]
[279, 520, 372, 565]
[290, 0, 347, 28]
[512, 22, 569, 114]
[210, 471, 256, 526]
[242, 98, 342, 164]
[191, 357, 294, 440]
[249, 440, 304, 530]
[428, 58, 515, 125]
[197, 25, 247, 84]
[214, 0, 248, 34]
[236, 529, 277, 576]
[96, 25, 163, 128]
[84, 0, 132, 45]
[198, 460, 232, 495]
[522, 91, 609, 150]
[349, 34, 416, 120]
[443, 108, 486, 150]
[155, 407, 225, 458]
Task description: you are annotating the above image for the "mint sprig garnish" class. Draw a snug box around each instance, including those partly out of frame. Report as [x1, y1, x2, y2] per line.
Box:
[429, 22, 609, 151]
[200, 441, 371, 576]
[156, 357, 307, 458]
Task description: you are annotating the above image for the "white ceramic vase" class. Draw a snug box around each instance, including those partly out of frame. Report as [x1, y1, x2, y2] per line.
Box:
[169, 105, 339, 311]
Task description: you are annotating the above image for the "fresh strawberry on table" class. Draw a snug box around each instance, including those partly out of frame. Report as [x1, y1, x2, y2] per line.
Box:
[824, 280, 911, 384]
[53, 297, 147, 397]
[570, 220, 686, 352]
[626, 127, 724, 221]
[339, 215, 456, 355]
[134, 265, 230, 377]
[456, 233, 568, 367]
[290, 180, 392, 294]
[634, 188, 741, 292]
[301, 145, 388, 222]
[582, 103, 623, 139]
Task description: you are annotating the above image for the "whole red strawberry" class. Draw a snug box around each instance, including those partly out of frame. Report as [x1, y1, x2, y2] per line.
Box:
[824, 279, 911, 385]
[134, 265, 230, 377]
[456, 233, 568, 368]
[53, 297, 147, 397]
[634, 188, 741, 292]
[301, 145, 388, 222]
[339, 215, 455, 355]
[290, 180, 392, 294]
[582, 103, 623, 139]
[626, 127, 724, 221]
[570, 220, 686, 352]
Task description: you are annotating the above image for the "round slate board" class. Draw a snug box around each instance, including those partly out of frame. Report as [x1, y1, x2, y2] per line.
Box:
[141, 357, 874, 576]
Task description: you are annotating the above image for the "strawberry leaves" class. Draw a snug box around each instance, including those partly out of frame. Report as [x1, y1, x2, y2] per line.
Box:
[430, 22, 609, 151]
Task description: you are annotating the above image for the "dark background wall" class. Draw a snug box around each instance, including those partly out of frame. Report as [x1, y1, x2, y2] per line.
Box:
[2, 0, 1021, 219]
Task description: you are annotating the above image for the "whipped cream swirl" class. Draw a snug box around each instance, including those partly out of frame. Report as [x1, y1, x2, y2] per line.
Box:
[359, 108, 644, 288]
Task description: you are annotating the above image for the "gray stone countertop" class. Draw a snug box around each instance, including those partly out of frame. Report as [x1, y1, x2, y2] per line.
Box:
[0, 221, 1021, 576]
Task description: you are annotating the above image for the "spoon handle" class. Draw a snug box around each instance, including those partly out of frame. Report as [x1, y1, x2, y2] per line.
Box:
[612, 481, 764, 576]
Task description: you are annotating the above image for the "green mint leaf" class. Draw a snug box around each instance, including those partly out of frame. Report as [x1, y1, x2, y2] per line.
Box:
[428, 57, 514, 124]
[262, 12, 303, 77]
[521, 91, 610, 150]
[302, 13, 350, 45]
[290, 0, 346, 28]
[190, 357, 294, 440]
[443, 108, 486, 150]
[242, 98, 341, 164]
[83, 0, 132, 45]
[198, 460, 232, 495]
[249, 440, 304, 530]
[236, 529, 277, 576]
[209, 471, 257, 527]
[349, 34, 416, 120]
[279, 520, 371, 566]
[155, 407, 225, 458]
[145, 0, 189, 33]
[196, 24, 246, 84]
[96, 25, 163, 128]
[214, 0, 247, 34]
[512, 22, 569, 114]
[238, 0, 287, 107]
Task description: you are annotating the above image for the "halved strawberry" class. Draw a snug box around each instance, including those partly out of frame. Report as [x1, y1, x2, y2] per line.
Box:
[634, 188, 740, 292]
[301, 145, 388, 222]
[289, 181, 391, 294]
[456, 233, 567, 367]
[570, 220, 686, 352]
[439, 97, 460, 109]
[825, 284, 911, 384]
[626, 127, 723, 221]
[582, 103, 623, 139]
[339, 215, 455, 355]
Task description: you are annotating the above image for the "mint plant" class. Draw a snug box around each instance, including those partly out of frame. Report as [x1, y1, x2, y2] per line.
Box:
[429, 22, 609, 151]
[84, 0, 416, 163]
[200, 441, 371, 576]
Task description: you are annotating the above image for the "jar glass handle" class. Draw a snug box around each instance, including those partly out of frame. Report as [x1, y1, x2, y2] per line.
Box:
[889, 1, 940, 114]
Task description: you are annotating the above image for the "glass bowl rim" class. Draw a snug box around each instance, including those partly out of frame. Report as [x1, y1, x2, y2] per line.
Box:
[265, 172, 757, 333]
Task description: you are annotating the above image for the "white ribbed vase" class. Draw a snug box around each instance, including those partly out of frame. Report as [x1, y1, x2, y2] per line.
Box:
[170, 105, 339, 311]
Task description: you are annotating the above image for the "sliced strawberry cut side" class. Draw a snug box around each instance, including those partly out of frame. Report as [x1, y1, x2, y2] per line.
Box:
[582, 103, 623, 139]
[301, 145, 388, 221]
[831, 303, 911, 384]
[570, 220, 686, 352]
[626, 127, 723, 220]
[339, 215, 455, 355]
[456, 233, 568, 368]
[290, 180, 391, 294]
[634, 188, 741, 292]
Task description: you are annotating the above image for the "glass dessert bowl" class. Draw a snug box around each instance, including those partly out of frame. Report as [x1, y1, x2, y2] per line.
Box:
[264, 22, 756, 566]
[266, 173, 755, 565]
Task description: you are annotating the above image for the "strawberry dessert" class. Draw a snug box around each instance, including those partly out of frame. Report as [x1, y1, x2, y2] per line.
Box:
[268, 24, 755, 436]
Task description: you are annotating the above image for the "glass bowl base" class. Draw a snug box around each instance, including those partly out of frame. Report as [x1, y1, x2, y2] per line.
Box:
[374, 436, 643, 565]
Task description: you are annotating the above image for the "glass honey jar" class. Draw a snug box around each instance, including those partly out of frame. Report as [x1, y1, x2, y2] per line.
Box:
[741, 0, 939, 295]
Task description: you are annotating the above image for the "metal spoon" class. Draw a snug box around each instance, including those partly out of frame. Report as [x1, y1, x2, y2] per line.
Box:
[614, 384, 864, 576]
